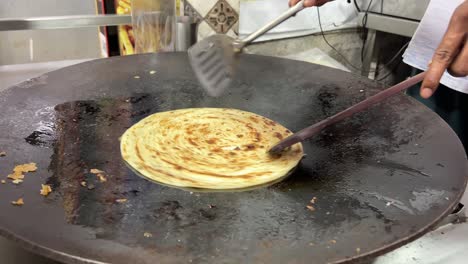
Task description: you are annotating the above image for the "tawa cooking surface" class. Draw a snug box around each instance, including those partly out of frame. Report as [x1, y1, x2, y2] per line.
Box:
[0, 53, 466, 264]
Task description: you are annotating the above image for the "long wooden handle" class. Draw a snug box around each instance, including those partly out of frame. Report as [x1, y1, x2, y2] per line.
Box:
[269, 72, 427, 154]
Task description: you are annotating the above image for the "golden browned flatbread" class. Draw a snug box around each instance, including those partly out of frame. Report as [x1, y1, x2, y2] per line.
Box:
[120, 108, 303, 190]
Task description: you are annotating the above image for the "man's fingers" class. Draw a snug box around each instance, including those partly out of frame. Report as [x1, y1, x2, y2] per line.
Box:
[420, 24, 465, 99]
[448, 40, 468, 77]
[304, 0, 318, 7]
[289, 0, 299, 7]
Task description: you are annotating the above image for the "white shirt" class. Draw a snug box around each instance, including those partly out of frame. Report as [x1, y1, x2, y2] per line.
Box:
[403, 0, 468, 94]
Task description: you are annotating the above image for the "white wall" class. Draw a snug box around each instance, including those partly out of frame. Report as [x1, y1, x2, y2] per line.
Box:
[0, 0, 102, 65]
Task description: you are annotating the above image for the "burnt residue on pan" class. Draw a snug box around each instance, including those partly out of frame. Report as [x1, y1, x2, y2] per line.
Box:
[0, 53, 465, 264]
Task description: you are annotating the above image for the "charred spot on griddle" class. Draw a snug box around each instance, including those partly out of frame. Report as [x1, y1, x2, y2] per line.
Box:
[129, 189, 140, 196]
[130, 108, 152, 117]
[25, 128, 56, 148]
[154, 201, 182, 220]
[126, 94, 149, 104]
[199, 209, 216, 221]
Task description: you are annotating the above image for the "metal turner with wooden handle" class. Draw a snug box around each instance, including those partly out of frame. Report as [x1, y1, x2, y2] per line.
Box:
[188, 0, 307, 97]
[269, 72, 427, 154]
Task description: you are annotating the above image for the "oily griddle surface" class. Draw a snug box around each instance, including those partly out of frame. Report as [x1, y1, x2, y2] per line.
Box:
[0, 53, 466, 264]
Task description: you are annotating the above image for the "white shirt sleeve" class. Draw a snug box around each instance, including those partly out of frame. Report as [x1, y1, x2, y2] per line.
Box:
[402, 0, 468, 94]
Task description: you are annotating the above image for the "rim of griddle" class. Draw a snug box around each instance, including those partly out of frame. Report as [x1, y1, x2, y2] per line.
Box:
[0, 53, 466, 264]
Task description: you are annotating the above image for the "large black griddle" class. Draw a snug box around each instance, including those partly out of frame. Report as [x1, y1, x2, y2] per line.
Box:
[0, 53, 466, 264]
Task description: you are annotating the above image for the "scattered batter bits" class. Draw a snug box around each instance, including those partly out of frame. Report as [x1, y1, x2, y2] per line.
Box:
[97, 174, 107, 183]
[1, 180, 6, 184]
[7, 163, 37, 183]
[143, 232, 153, 238]
[329, 240, 337, 244]
[134, 75, 141, 79]
[40, 184, 52, 196]
[11, 198, 24, 206]
[306, 196, 317, 212]
[8, 173, 24, 181]
[149, 70, 157, 75]
[80, 181, 87, 187]
[0, 151, 6, 157]
[116, 198, 127, 203]
[12, 179, 23, 185]
[90, 169, 104, 174]
[90, 169, 107, 183]
[356, 247, 361, 253]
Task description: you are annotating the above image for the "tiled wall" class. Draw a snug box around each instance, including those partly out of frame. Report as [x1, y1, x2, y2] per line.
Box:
[184, 0, 239, 41]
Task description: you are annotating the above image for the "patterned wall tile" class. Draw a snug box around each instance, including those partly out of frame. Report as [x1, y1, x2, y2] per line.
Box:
[197, 20, 217, 40]
[225, 0, 240, 13]
[187, 0, 240, 39]
[205, 0, 238, 34]
[183, 1, 203, 23]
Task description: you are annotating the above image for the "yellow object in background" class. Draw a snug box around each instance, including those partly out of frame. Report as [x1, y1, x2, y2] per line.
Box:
[116, 0, 134, 55]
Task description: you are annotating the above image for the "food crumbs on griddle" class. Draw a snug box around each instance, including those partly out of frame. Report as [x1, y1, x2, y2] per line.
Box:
[7, 163, 37, 183]
[90, 168, 104, 174]
[306, 205, 315, 211]
[356, 248, 361, 253]
[90, 169, 107, 182]
[329, 240, 337, 244]
[116, 199, 127, 203]
[1, 180, 6, 184]
[0, 152, 6, 157]
[134, 75, 140, 79]
[80, 181, 87, 187]
[310, 197, 317, 204]
[12, 179, 23, 185]
[309, 242, 315, 246]
[14, 163, 37, 173]
[97, 174, 107, 182]
[143, 232, 153, 238]
[7, 172, 24, 181]
[11, 198, 24, 206]
[40, 184, 52, 196]
[149, 70, 157, 75]
[208, 204, 216, 209]
[87, 183, 95, 190]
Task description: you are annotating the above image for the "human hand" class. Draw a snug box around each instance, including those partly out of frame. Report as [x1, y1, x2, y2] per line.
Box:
[288, 0, 332, 8]
[421, 1, 468, 98]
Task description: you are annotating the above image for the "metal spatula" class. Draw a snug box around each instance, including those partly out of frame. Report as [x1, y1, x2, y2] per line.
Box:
[188, 0, 306, 97]
[269, 72, 427, 154]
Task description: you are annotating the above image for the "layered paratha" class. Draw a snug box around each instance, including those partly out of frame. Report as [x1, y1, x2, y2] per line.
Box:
[120, 108, 303, 190]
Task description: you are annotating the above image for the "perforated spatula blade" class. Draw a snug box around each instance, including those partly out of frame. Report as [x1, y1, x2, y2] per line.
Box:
[188, 34, 236, 97]
[188, 0, 306, 97]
